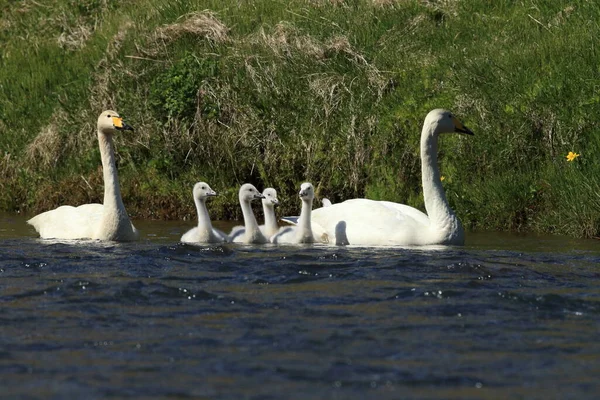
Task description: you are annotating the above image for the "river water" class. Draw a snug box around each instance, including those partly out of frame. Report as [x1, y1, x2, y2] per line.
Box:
[1, 213, 599, 399]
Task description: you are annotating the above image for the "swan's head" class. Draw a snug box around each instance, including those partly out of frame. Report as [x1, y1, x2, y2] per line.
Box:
[239, 183, 265, 203]
[299, 182, 314, 201]
[425, 109, 474, 136]
[262, 188, 279, 207]
[193, 182, 217, 201]
[98, 110, 134, 134]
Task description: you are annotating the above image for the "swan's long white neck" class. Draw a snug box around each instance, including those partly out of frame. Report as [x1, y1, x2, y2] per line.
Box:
[296, 198, 314, 243]
[263, 203, 278, 237]
[420, 124, 460, 236]
[94, 129, 137, 241]
[195, 197, 213, 236]
[99, 131, 126, 214]
[241, 198, 265, 242]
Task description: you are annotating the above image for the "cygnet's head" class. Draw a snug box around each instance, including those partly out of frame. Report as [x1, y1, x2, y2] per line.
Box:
[193, 182, 217, 201]
[424, 109, 474, 136]
[299, 182, 314, 201]
[97, 110, 134, 134]
[239, 183, 265, 202]
[262, 188, 279, 207]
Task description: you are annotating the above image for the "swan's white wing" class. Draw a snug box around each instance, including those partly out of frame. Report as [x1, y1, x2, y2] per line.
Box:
[377, 201, 430, 227]
[269, 226, 294, 244]
[229, 225, 246, 243]
[270, 226, 322, 244]
[181, 227, 229, 243]
[259, 224, 280, 239]
[310, 199, 429, 246]
[279, 216, 299, 225]
[213, 228, 230, 243]
[180, 227, 199, 243]
[28, 204, 104, 240]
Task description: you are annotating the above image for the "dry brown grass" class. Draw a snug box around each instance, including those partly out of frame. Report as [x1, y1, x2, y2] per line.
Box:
[308, 74, 351, 117]
[421, 0, 460, 15]
[0, 152, 15, 181]
[54, 8, 95, 51]
[549, 5, 576, 27]
[25, 109, 68, 169]
[57, 21, 92, 50]
[89, 21, 133, 112]
[251, 23, 388, 98]
[255, 22, 325, 59]
[307, 0, 350, 8]
[156, 10, 229, 45]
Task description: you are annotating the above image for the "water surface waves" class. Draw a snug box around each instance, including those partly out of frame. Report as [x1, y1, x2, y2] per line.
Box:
[1, 215, 599, 399]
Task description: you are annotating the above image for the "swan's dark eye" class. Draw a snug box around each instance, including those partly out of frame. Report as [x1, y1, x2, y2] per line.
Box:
[107, 114, 111, 118]
[448, 114, 453, 119]
[201, 186, 206, 190]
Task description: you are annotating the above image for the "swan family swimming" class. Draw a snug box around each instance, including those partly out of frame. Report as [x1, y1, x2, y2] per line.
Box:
[28, 109, 473, 246]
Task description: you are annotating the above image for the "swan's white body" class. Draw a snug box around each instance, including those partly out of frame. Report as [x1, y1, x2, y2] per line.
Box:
[229, 184, 268, 244]
[181, 182, 229, 244]
[259, 188, 280, 239]
[28, 111, 139, 241]
[309, 109, 473, 246]
[271, 183, 318, 244]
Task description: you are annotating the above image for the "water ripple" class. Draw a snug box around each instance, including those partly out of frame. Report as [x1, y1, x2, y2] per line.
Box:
[1, 229, 599, 398]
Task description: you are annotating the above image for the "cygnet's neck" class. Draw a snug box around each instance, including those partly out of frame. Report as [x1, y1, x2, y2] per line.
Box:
[296, 197, 314, 243]
[241, 198, 266, 243]
[262, 203, 279, 237]
[195, 197, 214, 237]
[420, 125, 458, 232]
[98, 131, 126, 214]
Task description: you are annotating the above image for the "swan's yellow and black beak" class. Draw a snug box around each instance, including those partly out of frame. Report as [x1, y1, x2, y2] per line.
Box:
[452, 116, 474, 136]
[112, 117, 134, 132]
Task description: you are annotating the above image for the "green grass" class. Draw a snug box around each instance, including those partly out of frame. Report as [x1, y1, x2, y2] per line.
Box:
[1, 0, 599, 237]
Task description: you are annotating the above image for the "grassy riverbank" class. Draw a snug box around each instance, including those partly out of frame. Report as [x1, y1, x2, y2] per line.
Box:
[1, 0, 599, 237]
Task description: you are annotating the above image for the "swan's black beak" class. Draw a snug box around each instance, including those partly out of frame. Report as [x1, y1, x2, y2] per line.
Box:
[120, 121, 134, 132]
[255, 193, 265, 199]
[113, 117, 134, 132]
[452, 116, 474, 135]
[117, 121, 133, 132]
[208, 190, 217, 197]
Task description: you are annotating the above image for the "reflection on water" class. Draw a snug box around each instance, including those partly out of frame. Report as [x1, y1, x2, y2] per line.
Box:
[1, 212, 599, 398]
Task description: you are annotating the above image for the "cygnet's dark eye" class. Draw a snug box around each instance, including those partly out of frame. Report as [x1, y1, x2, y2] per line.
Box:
[201, 186, 206, 190]
[448, 114, 453, 119]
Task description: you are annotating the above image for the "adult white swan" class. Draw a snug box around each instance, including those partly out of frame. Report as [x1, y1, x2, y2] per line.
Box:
[259, 188, 280, 239]
[271, 182, 317, 244]
[180, 182, 229, 244]
[309, 109, 473, 246]
[229, 183, 268, 244]
[28, 110, 139, 241]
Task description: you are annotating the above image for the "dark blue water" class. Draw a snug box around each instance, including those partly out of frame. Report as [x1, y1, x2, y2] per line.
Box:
[1, 213, 600, 399]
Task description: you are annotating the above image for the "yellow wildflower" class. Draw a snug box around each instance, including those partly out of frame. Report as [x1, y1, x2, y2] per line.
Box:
[440, 176, 446, 181]
[566, 151, 580, 162]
